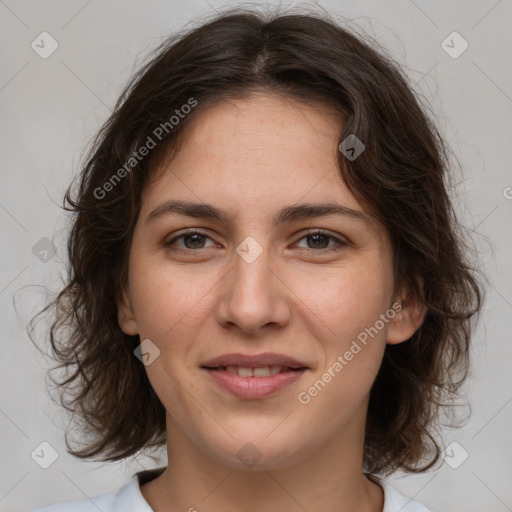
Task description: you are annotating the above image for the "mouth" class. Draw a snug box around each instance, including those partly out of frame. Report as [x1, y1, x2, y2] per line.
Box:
[200, 353, 309, 399]
[201, 352, 309, 371]
[202, 365, 307, 377]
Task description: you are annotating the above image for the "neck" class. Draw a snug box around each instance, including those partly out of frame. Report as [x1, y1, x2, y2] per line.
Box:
[140, 413, 384, 512]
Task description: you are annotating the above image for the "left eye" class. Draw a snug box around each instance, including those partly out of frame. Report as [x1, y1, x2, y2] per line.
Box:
[295, 231, 345, 250]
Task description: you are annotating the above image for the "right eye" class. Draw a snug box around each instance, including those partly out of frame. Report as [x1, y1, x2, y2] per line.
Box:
[164, 229, 219, 252]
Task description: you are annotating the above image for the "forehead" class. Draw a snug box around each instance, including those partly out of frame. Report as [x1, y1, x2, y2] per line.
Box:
[178, 92, 342, 152]
[145, 92, 353, 204]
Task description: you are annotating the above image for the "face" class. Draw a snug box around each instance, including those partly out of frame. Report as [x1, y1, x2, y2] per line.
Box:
[117, 92, 424, 471]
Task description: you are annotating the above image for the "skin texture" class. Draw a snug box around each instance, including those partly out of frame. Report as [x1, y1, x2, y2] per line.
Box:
[117, 92, 426, 512]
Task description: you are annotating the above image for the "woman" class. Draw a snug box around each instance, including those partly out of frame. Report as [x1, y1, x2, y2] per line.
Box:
[30, 6, 482, 512]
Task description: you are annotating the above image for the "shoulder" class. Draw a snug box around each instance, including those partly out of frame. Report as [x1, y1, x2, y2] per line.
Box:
[29, 490, 116, 512]
[28, 469, 159, 512]
[380, 479, 433, 512]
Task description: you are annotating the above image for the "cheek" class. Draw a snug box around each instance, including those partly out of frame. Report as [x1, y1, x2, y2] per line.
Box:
[128, 264, 211, 407]
[288, 257, 393, 344]
[129, 259, 216, 337]
[296, 267, 391, 420]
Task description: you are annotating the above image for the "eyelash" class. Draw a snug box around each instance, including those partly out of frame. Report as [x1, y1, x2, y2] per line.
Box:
[164, 228, 348, 255]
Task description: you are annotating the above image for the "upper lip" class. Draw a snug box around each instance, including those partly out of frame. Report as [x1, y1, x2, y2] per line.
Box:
[201, 352, 308, 369]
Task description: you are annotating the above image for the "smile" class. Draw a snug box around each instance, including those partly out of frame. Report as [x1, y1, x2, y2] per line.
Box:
[220, 365, 301, 377]
[202, 366, 307, 399]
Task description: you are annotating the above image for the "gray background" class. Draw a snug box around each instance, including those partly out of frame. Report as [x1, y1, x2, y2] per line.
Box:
[1, 0, 511, 511]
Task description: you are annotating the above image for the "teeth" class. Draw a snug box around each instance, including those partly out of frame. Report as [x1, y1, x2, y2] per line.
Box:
[269, 365, 282, 375]
[224, 365, 284, 377]
[238, 367, 254, 377]
[253, 367, 271, 377]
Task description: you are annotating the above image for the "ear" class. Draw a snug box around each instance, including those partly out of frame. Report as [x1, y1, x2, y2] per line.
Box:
[116, 285, 139, 336]
[386, 281, 427, 345]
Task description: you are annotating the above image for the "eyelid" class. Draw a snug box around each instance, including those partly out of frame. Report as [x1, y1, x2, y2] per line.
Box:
[301, 228, 349, 243]
[165, 228, 218, 247]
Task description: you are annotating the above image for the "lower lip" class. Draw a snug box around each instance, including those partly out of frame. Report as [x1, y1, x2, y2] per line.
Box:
[203, 368, 307, 399]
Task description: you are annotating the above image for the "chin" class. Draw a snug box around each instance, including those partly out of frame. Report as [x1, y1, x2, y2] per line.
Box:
[201, 426, 310, 471]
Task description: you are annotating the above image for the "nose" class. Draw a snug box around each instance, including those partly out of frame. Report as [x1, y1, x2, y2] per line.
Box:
[216, 244, 291, 335]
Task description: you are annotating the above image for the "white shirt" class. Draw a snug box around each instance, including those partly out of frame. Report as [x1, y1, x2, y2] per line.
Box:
[30, 467, 432, 512]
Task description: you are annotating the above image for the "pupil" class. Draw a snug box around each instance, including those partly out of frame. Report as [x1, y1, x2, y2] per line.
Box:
[185, 234, 204, 248]
[309, 234, 328, 249]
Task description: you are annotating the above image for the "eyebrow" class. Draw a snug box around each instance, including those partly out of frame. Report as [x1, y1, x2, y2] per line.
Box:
[145, 199, 370, 227]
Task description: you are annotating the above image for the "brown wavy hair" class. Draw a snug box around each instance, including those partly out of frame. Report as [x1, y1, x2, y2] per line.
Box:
[29, 5, 483, 476]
